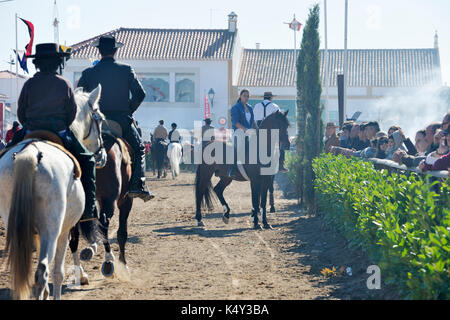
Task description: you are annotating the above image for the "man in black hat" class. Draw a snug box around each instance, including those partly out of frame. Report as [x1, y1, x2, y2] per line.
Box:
[253, 91, 288, 172]
[11, 43, 98, 223]
[77, 36, 154, 201]
[201, 118, 215, 148]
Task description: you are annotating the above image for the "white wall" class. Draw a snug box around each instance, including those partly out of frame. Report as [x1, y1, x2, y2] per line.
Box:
[65, 58, 231, 138]
[0, 77, 27, 113]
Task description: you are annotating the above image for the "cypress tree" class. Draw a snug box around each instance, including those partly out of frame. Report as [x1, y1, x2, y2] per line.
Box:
[296, 4, 323, 214]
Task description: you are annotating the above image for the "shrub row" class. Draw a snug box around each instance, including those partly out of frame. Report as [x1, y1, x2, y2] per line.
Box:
[312, 154, 449, 299]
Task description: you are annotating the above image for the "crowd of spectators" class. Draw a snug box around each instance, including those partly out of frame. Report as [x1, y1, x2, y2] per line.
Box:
[325, 111, 450, 174]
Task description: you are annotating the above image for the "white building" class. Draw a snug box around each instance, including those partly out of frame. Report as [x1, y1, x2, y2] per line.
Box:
[66, 13, 442, 138]
[66, 12, 242, 140]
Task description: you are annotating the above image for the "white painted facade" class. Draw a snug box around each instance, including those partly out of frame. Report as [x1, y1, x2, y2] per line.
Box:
[65, 58, 233, 140]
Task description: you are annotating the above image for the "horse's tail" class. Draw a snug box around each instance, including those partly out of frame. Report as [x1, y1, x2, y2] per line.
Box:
[5, 147, 38, 300]
[194, 164, 215, 211]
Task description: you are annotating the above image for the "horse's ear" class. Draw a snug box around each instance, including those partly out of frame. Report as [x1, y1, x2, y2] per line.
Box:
[284, 110, 289, 117]
[74, 87, 84, 94]
[88, 84, 102, 110]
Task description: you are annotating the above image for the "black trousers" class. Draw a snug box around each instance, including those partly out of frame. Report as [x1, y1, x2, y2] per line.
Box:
[104, 113, 146, 187]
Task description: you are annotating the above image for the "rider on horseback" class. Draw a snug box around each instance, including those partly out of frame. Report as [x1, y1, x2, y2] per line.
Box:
[10, 43, 98, 223]
[168, 123, 181, 144]
[77, 36, 154, 201]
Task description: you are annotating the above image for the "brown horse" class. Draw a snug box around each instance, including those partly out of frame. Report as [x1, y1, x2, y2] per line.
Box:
[69, 135, 134, 281]
[194, 111, 290, 230]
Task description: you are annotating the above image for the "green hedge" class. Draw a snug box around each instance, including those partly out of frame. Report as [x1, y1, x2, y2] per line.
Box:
[312, 154, 449, 299]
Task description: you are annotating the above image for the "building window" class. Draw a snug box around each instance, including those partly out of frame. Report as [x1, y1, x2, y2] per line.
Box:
[139, 73, 170, 102]
[175, 73, 195, 103]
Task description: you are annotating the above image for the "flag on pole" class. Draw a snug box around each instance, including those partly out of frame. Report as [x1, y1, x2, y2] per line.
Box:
[13, 49, 28, 73]
[15, 17, 34, 73]
[204, 92, 211, 119]
[288, 17, 302, 31]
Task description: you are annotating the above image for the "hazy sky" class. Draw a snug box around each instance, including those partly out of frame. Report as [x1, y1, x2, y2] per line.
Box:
[1, 0, 449, 84]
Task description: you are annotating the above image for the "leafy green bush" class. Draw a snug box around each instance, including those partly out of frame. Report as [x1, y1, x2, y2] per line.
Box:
[313, 154, 449, 299]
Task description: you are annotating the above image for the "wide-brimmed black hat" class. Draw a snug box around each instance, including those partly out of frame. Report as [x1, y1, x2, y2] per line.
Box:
[27, 43, 70, 59]
[91, 36, 124, 49]
[204, 118, 212, 124]
[263, 91, 276, 99]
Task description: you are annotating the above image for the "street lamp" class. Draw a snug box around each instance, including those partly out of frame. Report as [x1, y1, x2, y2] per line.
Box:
[208, 88, 215, 108]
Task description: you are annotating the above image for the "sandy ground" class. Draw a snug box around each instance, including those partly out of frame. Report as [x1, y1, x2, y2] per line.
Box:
[0, 171, 398, 300]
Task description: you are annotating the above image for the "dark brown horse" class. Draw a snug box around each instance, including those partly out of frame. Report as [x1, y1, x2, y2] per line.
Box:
[69, 136, 134, 282]
[194, 111, 290, 230]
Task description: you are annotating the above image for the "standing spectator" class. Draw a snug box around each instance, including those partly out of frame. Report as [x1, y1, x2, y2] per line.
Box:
[425, 122, 441, 153]
[5, 121, 21, 144]
[324, 122, 340, 153]
[355, 123, 370, 151]
[420, 130, 450, 172]
[364, 121, 380, 141]
[349, 123, 361, 149]
[339, 122, 353, 149]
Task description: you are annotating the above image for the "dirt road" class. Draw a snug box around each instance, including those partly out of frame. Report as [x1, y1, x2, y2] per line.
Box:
[0, 171, 396, 300]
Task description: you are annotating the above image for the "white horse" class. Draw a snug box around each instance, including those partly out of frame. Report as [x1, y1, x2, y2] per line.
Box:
[0, 85, 105, 300]
[167, 142, 182, 179]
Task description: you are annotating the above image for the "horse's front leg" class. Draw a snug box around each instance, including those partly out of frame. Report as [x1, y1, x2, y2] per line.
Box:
[250, 179, 262, 230]
[260, 175, 273, 229]
[99, 199, 115, 278]
[69, 226, 89, 285]
[117, 196, 132, 267]
[269, 175, 275, 213]
[213, 177, 232, 224]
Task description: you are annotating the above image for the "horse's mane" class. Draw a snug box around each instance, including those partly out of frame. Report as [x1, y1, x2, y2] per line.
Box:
[259, 111, 290, 129]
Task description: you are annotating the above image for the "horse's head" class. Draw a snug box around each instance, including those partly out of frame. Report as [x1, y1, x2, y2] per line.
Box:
[72, 85, 107, 168]
[260, 110, 291, 151]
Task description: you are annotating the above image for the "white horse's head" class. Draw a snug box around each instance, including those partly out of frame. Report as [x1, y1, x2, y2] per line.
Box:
[72, 85, 107, 168]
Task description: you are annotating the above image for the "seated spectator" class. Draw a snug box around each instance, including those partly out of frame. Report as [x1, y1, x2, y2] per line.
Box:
[324, 122, 340, 153]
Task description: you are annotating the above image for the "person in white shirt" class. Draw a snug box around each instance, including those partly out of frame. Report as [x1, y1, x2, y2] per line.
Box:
[253, 91, 280, 127]
[253, 92, 288, 172]
[168, 122, 181, 143]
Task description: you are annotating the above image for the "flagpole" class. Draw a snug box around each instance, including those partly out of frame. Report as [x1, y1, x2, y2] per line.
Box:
[15, 13, 19, 108]
[324, 0, 329, 123]
[343, 0, 349, 123]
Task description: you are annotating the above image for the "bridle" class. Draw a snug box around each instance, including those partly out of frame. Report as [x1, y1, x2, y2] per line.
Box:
[83, 103, 106, 167]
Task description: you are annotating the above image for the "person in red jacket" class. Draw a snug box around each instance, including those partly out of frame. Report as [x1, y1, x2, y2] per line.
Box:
[4, 121, 20, 143]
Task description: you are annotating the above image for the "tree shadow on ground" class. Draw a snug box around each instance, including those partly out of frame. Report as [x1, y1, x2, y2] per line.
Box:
[153, 225, 249, 239]
[281, 215, 400, 300]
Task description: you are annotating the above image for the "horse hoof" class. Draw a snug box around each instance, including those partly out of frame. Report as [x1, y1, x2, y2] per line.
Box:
[80, 247, 94, 261]
[222, 215, 229, 224]
[197, 220, 205, 227]
[80, 276, 89, 286]
[270, 206, 275, 213]
[263, 223, 273, 230]
[102, 261, 115, 277]
[253, 223, 262, 230]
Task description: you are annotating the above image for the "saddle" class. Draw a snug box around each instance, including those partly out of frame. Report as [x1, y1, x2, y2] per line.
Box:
[103, 119, 123, 138]
[0, 130, 82, 179]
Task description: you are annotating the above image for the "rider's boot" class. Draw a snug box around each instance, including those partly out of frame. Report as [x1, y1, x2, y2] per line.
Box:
[128, 143, 155, 201]
[67, 130, 99, 223]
